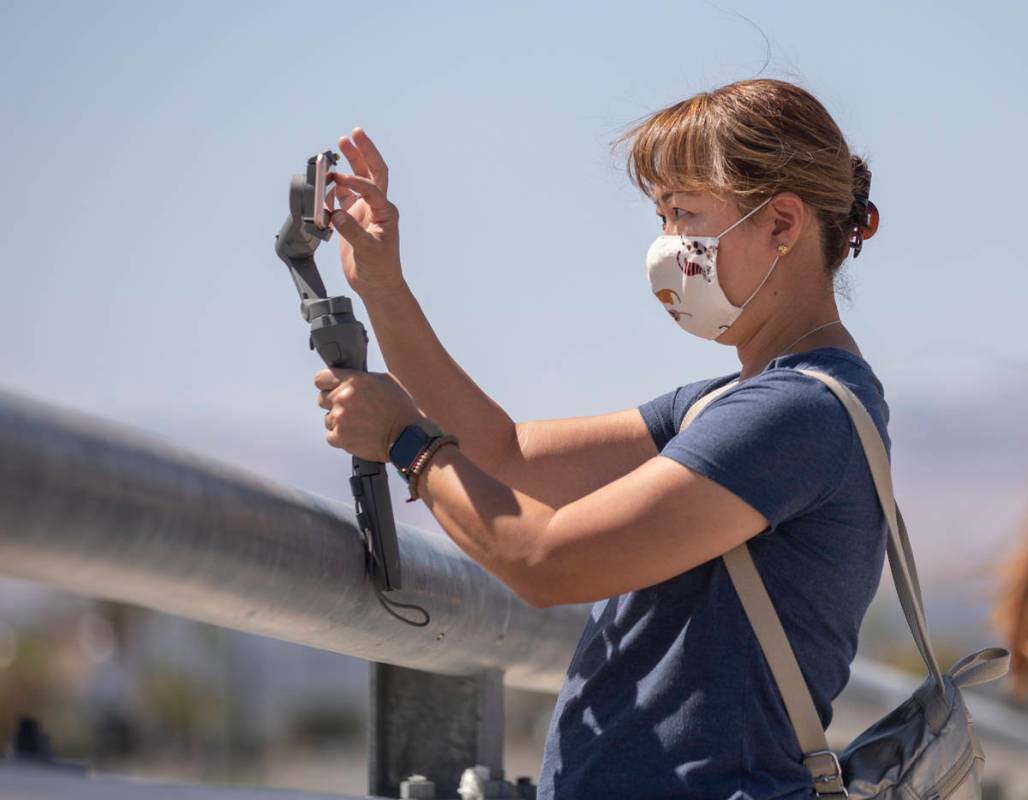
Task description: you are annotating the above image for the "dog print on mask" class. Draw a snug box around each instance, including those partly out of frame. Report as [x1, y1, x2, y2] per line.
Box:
[654, 287, 690, 320]
[676, 240, 714, 283]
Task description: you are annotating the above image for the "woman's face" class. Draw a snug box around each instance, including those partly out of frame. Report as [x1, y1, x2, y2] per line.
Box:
[653, 187, 782, 310]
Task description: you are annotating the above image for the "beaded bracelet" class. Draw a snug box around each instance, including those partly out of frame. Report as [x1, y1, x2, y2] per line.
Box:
[405, 433, 460, 503]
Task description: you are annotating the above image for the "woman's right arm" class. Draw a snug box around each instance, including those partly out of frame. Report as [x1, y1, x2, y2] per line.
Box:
[326, 128, 656, 507]
[362, 283, 659, 508]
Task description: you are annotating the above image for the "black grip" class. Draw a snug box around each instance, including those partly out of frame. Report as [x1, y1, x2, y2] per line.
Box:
[311, 297, 403, 592]
[349, 459, 403, 591]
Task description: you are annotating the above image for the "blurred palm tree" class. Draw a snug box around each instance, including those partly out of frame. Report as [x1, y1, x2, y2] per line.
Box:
[990, 504, 1028, 701]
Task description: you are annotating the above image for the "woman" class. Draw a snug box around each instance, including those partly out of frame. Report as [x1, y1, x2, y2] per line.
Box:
[314, 78, 884, 799]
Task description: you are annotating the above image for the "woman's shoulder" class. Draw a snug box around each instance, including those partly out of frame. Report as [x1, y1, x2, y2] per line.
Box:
[663, 348, 887, 533]
[769, 346, 885, 396]
[694, 347, 885, 411]
[644, 347, 889, 451]
[687, 346, 890, 450]
[764, 347, 889, 430]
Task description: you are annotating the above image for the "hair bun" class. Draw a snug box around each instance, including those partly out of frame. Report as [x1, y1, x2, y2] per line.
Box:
[848, 156, 878, 258]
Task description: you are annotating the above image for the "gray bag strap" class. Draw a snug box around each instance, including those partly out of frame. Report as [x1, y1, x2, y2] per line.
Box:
[678, 369, 947, 796]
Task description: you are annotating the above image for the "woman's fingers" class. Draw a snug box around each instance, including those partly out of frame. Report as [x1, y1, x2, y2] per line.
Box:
[322, 185, 351, 235]
[338, 135, 373, 182]
[326, 178, 357, 216]
[333, 178, 357, 214]
[315, 367, 351, 391]
[327, 173, 396, 225]
[326, 176, 368, 239]
[322, 181, 336, 222]
[350, 128, 389, 195]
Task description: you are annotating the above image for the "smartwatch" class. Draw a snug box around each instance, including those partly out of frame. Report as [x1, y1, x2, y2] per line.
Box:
[388, 419, 444, 482]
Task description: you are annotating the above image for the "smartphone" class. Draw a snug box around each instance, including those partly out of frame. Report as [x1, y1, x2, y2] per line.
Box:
[313, 152, 331, 230]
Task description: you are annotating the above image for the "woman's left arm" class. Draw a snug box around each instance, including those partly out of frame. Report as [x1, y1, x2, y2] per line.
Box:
[416, 444, 769, 608]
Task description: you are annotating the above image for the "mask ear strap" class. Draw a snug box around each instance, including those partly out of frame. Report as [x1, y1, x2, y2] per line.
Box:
[719, 195, 773, 238]
[740, 254, 781, 308]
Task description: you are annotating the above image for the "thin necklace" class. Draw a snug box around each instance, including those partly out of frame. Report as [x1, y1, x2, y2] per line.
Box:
[778, 318, 843, 357]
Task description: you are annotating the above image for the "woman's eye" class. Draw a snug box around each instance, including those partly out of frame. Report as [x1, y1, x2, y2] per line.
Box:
[658, 208, 689, 227]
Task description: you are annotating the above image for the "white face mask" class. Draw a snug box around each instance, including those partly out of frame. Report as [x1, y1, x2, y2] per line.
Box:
[645, 196, 778, 340]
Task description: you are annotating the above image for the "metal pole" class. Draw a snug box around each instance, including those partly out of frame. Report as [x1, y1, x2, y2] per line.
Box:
[368, 665, 505, 798]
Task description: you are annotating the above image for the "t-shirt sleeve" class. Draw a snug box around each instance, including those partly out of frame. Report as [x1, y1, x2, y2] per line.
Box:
[637, 378, 726, 452]
[654, 371, 857, 531]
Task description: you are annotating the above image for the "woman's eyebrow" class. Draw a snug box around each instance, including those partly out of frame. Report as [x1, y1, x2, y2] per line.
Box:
[655, 190, 700, 204]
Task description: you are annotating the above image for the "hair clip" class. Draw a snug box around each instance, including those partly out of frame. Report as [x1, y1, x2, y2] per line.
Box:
[849, 200, 879, 258]
[860, 200, 880, 240]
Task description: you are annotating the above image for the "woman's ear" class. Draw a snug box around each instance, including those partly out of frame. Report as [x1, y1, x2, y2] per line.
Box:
[767, 192, 805, 247]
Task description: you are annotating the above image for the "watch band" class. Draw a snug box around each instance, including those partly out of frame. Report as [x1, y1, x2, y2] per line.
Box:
[405, 433, 460, 503]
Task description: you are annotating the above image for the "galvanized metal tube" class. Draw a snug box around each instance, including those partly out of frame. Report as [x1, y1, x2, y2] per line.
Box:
[0, 387, 588, 694]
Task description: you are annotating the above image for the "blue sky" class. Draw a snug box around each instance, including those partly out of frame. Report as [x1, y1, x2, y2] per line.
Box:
[1, 0, 1026, 526]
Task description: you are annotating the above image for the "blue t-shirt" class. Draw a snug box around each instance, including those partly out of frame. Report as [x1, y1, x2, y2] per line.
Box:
[536, 347, 890, 800]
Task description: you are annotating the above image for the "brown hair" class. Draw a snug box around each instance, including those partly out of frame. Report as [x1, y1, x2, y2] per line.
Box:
[611, 78, 876, 282]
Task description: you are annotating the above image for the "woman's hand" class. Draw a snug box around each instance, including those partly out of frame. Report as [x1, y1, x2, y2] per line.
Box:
[315, 367, 428, 463]
[325, 128, 407, 302]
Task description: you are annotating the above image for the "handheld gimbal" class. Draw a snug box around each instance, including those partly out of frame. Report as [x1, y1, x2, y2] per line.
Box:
[274, 150, 429, 627]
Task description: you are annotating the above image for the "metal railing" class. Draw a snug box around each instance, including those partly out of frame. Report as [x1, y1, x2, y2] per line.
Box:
[0, 386, 585, 693]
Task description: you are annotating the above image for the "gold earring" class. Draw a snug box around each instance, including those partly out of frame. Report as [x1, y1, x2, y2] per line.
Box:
[777, 243, 790, 255]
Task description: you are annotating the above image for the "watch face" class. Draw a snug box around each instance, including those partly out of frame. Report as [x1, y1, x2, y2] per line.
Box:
[389, 425, 433, 471]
